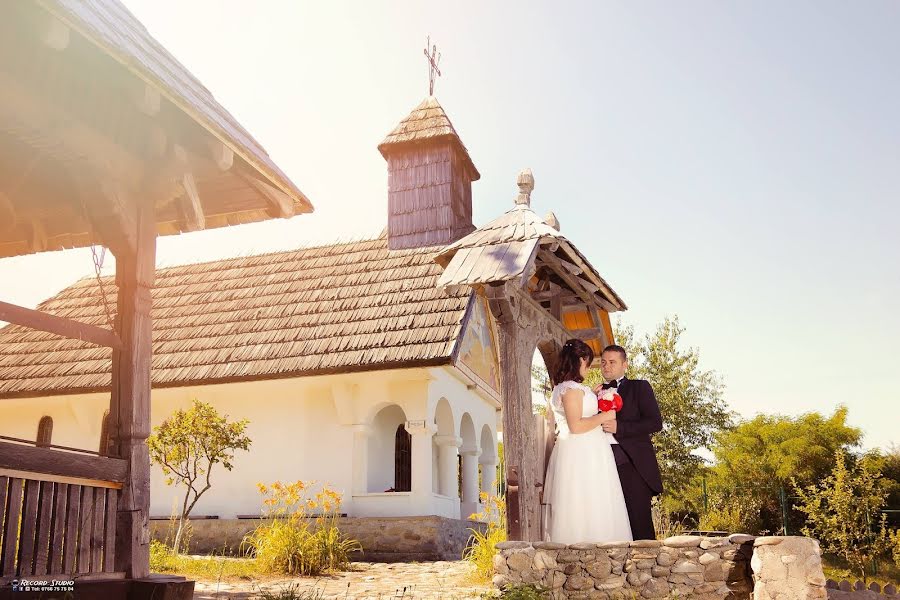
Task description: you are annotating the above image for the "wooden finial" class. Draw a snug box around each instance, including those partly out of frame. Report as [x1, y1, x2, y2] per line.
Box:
[516, 169, 534, 206]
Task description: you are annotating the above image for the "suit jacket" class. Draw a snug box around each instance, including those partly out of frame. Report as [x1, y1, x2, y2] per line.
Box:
[612, 377, 664, 494]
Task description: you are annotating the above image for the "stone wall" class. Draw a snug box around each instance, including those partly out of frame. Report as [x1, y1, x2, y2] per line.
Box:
[151, 516, 486, 562]
[493, 534, 755, 599]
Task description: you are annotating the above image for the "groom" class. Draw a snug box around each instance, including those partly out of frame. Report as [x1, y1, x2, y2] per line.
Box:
[594, 344, 664, 540]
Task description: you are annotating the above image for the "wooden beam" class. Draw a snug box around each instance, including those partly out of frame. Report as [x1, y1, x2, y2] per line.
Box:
[246, 175, 295, 218]
[38, 14, 70, 51]
[568, 327, 606, 341]
[207, 140, 234, 171]
[133, 82, 161, 116]
[0, 301, 121, 349]
[29, 220, 48, 253]
[177, 172, 204, 231]
[109, 197, 156, 579]
[538, 250, 597, 308]
[558, 243, 625, 311]
[0, 192, 15, 233]
[0, 441, 126, 484]
[557, 257, 582, 276]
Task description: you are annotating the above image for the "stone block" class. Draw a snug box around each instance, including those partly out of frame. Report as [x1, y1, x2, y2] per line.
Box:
[570, 542, 598, 550]
[656, 551, 678, 567]
[627, 571, 652, 586]
[641, 577, 671, 598]
[651, 565, 670, 577]
[493, 553, 509, 574]
[671, 559, 703, 574]
[497, 540, 532, 550]
[507, 552, 533, 572]
[595, 575, 626, 591]
[663, 535, 703, 548]
[700, 536, 730, 549]
[534, 541, 567, 550]
[630, 540, 662, 548]
[533, 550, 559, 570]
[699, 552, 719, 565]
[585, 558, 612, 579]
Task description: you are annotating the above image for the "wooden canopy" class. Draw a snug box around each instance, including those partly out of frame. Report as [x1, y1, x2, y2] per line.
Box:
[434, 168, 625, 360]
[0, 0, 313, 588]
[0, 0, 312, 259]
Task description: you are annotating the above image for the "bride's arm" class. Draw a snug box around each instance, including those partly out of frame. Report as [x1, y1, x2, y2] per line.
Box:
[561, 389, 615, 434]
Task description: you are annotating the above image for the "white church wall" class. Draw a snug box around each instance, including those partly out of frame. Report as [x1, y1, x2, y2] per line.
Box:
[0, 364, 501, 522]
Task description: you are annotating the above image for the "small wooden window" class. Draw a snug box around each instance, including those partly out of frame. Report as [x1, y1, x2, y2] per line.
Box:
[394, 424, 411, 492]
[36, 415, 53, 447]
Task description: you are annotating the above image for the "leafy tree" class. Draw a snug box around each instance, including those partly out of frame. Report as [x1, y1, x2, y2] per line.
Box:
[148, 399, 251, 553]
[794, 449, 892, 583]
[584, 317, 733, 505]
[708, 407, 862, 534]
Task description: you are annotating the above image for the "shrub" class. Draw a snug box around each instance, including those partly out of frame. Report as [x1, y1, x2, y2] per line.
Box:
[242, 480, 361, 576]
[464, 493, 507, 581]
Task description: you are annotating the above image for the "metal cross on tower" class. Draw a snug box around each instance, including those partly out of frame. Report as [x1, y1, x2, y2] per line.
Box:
[424, 36, 441, 96]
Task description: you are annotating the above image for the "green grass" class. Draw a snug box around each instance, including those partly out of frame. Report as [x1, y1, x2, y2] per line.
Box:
[150, 540, 260, 580]
[822, 554, 900, 587]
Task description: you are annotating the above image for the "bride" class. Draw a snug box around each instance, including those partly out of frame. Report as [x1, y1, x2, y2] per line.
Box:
[543, 338, 633, 543]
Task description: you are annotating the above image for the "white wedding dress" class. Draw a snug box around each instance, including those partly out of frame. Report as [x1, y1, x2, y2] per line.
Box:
[543, 380, 633, 544]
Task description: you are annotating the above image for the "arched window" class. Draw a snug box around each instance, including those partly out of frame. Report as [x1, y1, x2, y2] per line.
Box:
[36, 416, 53, 447]
[394, 424, 411, 492]
[99, 410, 111, 456]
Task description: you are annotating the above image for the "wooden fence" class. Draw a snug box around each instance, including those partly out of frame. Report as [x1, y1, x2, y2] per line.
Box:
[0, 440, 126, 584]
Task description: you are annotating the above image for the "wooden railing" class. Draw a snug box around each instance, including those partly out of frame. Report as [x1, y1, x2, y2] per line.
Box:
[0, 440, 127, 584]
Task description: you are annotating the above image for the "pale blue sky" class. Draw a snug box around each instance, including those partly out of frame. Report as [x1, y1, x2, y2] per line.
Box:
[2, 1, 897, 449]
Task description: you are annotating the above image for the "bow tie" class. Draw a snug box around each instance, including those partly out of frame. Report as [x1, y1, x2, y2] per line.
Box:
[601, 381, 619, 390]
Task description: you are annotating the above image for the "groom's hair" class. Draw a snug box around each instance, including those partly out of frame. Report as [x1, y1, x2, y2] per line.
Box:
[601, 344, 627, 361]
[552, 338, 594, 386]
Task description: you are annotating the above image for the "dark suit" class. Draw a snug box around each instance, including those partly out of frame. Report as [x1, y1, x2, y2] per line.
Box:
[610, 377, 663, 540]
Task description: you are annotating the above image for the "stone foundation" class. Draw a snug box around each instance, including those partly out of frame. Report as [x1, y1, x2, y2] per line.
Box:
[151, 516, 486, 562]
[494, 534, 756, 599]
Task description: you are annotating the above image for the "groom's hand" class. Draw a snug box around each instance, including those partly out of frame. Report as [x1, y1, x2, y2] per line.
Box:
[602, 421, 617, 434]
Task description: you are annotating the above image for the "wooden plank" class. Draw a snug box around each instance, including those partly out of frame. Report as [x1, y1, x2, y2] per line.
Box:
[103, 489, 117, 572]
[91, 486, 105, 571]
[62, 485, 80, 574]
[0, 468, 123, 490]
[0, 442, 126, 484]
[47, 483, 68, 575]
[569, 327, 606, 341]
[1, 478, 23, 577]
[0, 301, 121, 350]
[17, 479, 40, 575]
[32, 481, 54, 575]
[77, 487, 93, 573]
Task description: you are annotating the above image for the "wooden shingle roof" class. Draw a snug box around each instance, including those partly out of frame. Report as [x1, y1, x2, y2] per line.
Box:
[378, 96, 480, 180]
[0, 235, 472, 399]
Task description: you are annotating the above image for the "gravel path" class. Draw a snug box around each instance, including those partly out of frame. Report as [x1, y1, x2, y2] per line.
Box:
[192, 560, 495, 599]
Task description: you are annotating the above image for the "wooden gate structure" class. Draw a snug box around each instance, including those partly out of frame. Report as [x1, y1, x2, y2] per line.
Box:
[435, 170, 627, 541]
[0, 0, 311, 591]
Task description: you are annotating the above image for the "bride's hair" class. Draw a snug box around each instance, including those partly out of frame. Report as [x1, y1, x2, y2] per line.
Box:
[551, 338, 594, 386]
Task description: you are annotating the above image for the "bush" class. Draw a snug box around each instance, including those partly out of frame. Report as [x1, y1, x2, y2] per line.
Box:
[242, 480, 361, 576]
[464, 493, 507, 581]
[892, 529, 900, 568]
[698, 492, 763, 535]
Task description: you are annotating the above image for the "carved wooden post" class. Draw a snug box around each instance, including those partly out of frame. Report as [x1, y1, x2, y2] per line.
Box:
[486, 283, 542, 541]
[108, 196, 156, 579]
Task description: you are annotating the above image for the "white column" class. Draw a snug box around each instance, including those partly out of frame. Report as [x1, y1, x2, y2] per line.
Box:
[350, 424, 370, 496]
[405, 420, 437, 515]
[480, 455, 498, 498]
[460, 445, 481, 520]
[434, 435, 462, 500]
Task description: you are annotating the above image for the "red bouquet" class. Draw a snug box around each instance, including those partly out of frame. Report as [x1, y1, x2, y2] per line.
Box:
[597, 389, 623, 413]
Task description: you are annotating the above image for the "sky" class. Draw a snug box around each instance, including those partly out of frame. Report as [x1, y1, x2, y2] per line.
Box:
[1, 1, 898, 450]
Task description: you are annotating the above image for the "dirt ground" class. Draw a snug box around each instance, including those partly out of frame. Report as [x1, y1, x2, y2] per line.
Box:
[192, 560, 495, 600]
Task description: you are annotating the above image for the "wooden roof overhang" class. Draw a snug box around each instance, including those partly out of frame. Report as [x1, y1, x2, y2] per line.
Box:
[434, 169, 626, 360]
[0, 0, 313, 260]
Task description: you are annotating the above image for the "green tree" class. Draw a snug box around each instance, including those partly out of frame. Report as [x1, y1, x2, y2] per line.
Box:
[794, 449, 892, 583]
[709, 408, 862, 534]
[148, 399, 251, 553]
[590, 317, 733, 506]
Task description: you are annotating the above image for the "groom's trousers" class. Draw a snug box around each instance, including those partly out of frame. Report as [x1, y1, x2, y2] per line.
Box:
[612, 445, 656, 540]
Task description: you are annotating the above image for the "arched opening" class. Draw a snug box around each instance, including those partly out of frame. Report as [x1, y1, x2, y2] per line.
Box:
[36, 415, 53, 447]
[394, 424, 411, 492]
[369, 404, 408, 493]
[433, 398, 458, 499]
